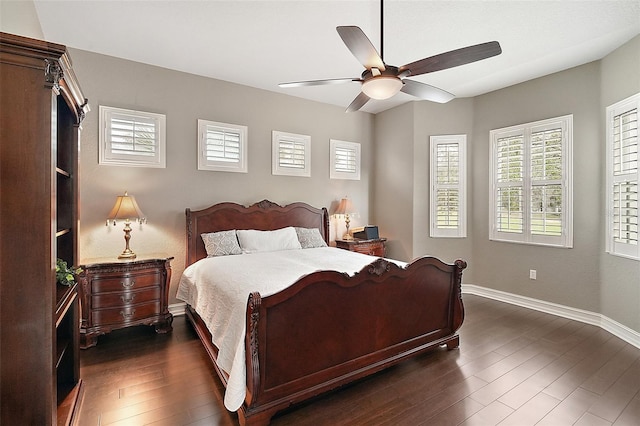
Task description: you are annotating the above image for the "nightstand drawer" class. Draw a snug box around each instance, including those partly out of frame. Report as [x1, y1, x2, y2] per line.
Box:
[78, 256, 174, 348]
[92, 301, 161, 326]
[91, 287, 161, 309]
[91, 272, 162, 293]
[350, 242, 384, 256]
[335, 238, 386, 257]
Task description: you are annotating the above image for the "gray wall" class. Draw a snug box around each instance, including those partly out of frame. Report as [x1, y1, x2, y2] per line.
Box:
[471, 61, 602, 312]
[413, 99, 475, 272]
[372, 102, 415, 262]
[69, 49, 375, 303]
[2, 5, 638, 331]
[375, 36, 639, 332]
[600, 35, 640, 330]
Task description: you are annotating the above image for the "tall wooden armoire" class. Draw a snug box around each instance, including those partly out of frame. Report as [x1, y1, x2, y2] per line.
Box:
[0, 32, 89, 425]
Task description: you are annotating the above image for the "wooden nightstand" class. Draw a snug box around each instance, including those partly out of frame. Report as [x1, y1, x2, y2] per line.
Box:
[78, 256, 173, 348]
[335, 238, 387, 257]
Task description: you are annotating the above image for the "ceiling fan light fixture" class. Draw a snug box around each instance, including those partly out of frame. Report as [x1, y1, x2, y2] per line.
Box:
[361, 76, 403, 100]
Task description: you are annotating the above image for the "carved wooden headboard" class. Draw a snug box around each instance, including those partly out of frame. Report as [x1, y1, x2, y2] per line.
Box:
[185, 200, 330, 266]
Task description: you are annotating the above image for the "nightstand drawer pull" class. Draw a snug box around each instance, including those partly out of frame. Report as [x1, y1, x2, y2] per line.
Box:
[120, 309, 136, 319]
[121, 280, 135, 289]
[120, 294, 135, 303]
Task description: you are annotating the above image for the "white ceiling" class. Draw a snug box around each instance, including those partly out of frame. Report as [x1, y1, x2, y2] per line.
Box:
[33, 0, 640, 114]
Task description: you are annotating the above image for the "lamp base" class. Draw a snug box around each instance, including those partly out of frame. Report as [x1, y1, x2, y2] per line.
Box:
[342, 233, 354, 240]
[118, 249, 137, 259]
[118, 220, 137, 259]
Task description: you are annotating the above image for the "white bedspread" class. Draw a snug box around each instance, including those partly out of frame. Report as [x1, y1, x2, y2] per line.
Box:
[176, 247, 405, 411]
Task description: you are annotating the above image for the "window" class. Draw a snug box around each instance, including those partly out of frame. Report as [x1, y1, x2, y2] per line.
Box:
[272, 131, 311, 177]
[99, 106, 166, 168]
[606, 93, 639, 260]
[330, 139, 360, 180]
[489, 115, 573, 247]
[430, 135, 467, 238]
[197, 119, 248, 173]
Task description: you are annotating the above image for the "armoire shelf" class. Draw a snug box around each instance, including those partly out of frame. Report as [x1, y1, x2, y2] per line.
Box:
[0, 32, 89, 425]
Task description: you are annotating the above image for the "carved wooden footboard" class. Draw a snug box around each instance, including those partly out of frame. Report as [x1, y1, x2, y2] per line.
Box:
[240, 256, 465, 425]
[183, 200, 466, 425]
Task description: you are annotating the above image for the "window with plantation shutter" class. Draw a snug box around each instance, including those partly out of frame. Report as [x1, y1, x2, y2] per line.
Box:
[490, 115, 573, 247]
[606, 93, 639, 260]
[272, 131, 311, 177]
[430, 135, 466, 238]
[330, 139, 360, 180]
[197, 119, 248, 173]
[99, 106, 166, 168]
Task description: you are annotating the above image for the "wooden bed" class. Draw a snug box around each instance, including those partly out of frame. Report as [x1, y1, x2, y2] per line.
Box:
[183, 200, 466, 425]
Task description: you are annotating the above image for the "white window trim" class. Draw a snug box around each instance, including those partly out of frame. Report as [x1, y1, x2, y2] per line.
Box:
[606, 93, 639, 260]
[272, 131, 311, 177]
[489, 115, 573, 248]
[430, 134, 467, 238]
[99, 105, 166, 168]
[197, 119, 248, 173]
[330, 139, 361, 180]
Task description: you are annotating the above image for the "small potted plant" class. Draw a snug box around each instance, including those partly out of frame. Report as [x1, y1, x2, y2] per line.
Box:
[56, 258, 82, 286]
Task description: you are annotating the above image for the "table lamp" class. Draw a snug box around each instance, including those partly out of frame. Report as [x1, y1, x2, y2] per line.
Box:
[106, 191, 146, 259]
[335, 197, 357, 240]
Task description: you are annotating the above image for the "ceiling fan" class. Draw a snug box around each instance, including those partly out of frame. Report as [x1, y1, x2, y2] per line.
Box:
[279, 0, 502, 112]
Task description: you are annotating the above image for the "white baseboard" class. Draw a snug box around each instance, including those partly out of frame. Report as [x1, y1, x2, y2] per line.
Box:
[168, 302, 186, 316]
[462, 284, 640, 349]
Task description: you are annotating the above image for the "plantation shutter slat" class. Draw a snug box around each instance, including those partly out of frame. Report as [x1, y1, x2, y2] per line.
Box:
[272, 131, 311, 177]
[496, 135, 524, 233]
[335, 146, 357, 173]
[109, 114, 158, 157]
[278, 138, 306, 169]
[430, 135, 466, 238]
[612, 107, 638, 246]
[435, 143, 460, 229]
[530, 128, 563, 236]
[205, 127, 241, 163]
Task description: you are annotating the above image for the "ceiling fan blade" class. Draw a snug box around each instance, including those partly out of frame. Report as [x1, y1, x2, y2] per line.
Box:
[279, 78, 361, 88]
[346, 91, 371, 112]
[337, 26, 385, 71]
[399, 41, 502, 77]
[401, 79, 455, 103]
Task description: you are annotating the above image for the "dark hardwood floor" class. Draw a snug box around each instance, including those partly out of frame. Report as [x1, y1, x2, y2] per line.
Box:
[78, 295, 640, 425]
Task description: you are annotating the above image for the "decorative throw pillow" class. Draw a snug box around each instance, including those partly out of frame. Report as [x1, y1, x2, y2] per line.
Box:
[201, 230, 242, 257]
[236, 227, 302, 253]
[295, 227, 328, 248]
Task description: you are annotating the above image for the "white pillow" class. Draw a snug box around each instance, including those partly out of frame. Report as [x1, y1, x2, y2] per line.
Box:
[201, 230, 242, 257]
[236, 227, 302, 253]
[295, 227, 328, 248]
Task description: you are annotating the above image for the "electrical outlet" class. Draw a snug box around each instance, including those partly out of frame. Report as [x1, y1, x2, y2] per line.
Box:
[529, 269, 537, 280]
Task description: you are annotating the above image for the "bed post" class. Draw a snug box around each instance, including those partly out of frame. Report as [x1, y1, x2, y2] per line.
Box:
[452, 259, 467, 337]
[245, 292, 262, 407]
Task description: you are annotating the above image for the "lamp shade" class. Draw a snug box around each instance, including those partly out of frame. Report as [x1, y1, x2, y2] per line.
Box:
[335, 197, 356, 216]
[107, 191, 144, 221]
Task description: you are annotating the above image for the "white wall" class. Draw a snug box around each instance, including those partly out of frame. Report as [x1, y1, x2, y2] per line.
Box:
[0, 0, 43, 39]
